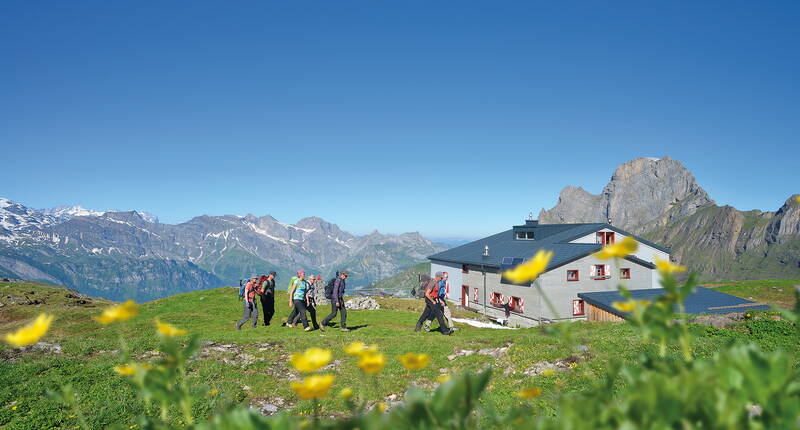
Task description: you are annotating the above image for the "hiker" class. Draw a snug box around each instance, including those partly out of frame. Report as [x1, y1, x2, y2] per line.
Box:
[235, 277, 261, 330]
[284, 271, 301, 326]
[415, 272, 452, 335]
[423, 271, 456, 332]
[321, 271, 349, 332]
[288, 271, 312, 331]
[291, 274, 320, 330]
[259, 271, 276, 326]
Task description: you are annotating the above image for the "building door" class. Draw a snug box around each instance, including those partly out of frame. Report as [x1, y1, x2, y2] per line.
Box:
[462, 285, 468, 307]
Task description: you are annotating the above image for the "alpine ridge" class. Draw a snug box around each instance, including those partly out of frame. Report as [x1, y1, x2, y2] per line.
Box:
[0, 199, 445, 301]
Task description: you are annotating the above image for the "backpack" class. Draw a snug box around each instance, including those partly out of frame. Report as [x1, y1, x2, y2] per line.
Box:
[420, 278, 437, 299]
[287, 276, 298, 292]
[238, 279, 246, 298]
[324, 278, 337, 300]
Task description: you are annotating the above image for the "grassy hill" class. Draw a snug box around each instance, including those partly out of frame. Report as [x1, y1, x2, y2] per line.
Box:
[359, 262, 430, 297]
[0, 279, 798, 428]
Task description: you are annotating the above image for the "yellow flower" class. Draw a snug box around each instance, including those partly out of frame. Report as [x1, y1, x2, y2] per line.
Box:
[377, 402, 387, 412]
[114, 363, 151, 376]
[593, 236, 638, 260]
[541, 369, 555, 377]
[568, 362, 577, 368]
[4, 313, 54, 347]
[612, 299, 650, 312]
[612, 301, 635, 312]
[209, 388, 219, 396]
[654, 257, 686, 274]
[398, 352, 430, 371]
[517, 387, 542, 399]
[357, 352, 386, 374]
[502, 249, 553, 283]
[291, 347, 333, 372]
[344, 342, 377, 357]
[11, 405, 18, 411]
[338, 387, 354, 399]
[437, 374, 451, 383]
[290, 374, 335, 400]
[155, 319, 187, 337]
[114, 364, 137, 376]
[95, 300, 139, 324]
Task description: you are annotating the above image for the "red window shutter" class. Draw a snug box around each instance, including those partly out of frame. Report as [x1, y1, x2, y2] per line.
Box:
[608, 232, 615, 244]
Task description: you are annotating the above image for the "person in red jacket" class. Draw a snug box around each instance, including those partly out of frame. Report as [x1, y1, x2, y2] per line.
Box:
[235, 277, 261, 330]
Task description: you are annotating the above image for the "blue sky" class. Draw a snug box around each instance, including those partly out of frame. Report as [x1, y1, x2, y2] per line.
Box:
[1, 1, 798, 238]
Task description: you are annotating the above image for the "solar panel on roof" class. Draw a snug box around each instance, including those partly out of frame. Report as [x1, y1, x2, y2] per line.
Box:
[512, 257, 524, 265]
[501, 257, 513, 265]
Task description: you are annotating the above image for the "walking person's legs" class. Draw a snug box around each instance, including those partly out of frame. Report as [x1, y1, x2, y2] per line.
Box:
[308, 302, 319, 329]
[442, 303, 454, 329]
[293, 299, 310, 329]
[250, 300, 259, 328]
[339, 302, 348, 330]
[236, 301, 252, 330]
[415, 301, 433, 331]
[261, 295, 274, 326]
[321, 302, 338, 327]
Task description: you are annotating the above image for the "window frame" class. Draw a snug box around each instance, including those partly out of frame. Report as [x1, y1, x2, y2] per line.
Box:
[567, 270, 579, 282]
[572, 299, 585, 316]
[509, 296, 523, 313]
[490, 292, 503, 307]
[462, 264, 469, 274]
[620, 268, 631, 279]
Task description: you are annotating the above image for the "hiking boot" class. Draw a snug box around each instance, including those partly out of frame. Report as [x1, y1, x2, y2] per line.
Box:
[304, 326, 312, 332]
[414, 324, 422, 332]
[442, 329, 454, 336]
[340, 328, 350, 332]
[286, 323, 294, 328]
[318, 325, 325, 332]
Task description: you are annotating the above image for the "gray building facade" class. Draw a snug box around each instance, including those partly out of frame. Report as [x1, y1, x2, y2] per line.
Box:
[428, 219, 670, 327]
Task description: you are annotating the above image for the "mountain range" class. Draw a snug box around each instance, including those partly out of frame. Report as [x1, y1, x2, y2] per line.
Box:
[0, 198, 445, 301]
[539, 157, 800, 281]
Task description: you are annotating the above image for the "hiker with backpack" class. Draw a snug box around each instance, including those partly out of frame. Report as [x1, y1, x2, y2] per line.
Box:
[423, 271, 456, 332]
[415, 272, 452, 335]
[236, 277, 261, 330]
[321, 271, 349, 332]
[287, 271, 313, 331]
[259, 271, 277, 326]
[284, 271, 301, 327]
[290, 274, 321, 330]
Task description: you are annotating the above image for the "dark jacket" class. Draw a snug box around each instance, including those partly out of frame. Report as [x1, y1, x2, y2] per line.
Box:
[332, 277, 346, 303]
[261, 279, 275, 295]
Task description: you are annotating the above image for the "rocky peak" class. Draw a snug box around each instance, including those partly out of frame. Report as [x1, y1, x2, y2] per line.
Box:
[765, 194, 800, 244]
[539, 157, 714, 233]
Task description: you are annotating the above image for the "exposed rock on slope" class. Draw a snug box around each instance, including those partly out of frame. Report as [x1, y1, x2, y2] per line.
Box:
[540, 157, 713, 233]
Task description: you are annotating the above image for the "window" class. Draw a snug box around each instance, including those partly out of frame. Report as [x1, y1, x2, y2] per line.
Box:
[490, 292, 503, 306]
[591, 264, 610, 280]
[567, 270, 579, 282]
[620, 268, 631, 279]
[509, 296, 524, 313]
[573, 299, 585, 316]
[596, 231, 616, 245]
[462, 264, 469, 274]
[515, 231, 535, 240]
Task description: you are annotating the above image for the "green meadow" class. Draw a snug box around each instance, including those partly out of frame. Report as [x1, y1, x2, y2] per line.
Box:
[0, 279, 798, 429]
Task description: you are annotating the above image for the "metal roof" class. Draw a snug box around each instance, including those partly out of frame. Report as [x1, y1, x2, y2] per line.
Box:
[428, 222, 669, 270]
[577, 287, 770, 318]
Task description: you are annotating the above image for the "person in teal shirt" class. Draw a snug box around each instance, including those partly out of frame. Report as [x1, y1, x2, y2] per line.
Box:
[287, 271, 311, 331]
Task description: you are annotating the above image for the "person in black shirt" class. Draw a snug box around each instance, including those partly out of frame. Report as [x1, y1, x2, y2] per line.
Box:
[259, 271, 277, 326]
